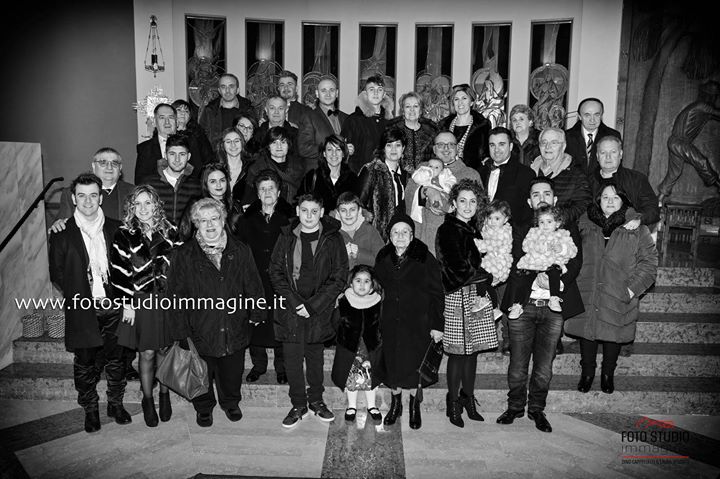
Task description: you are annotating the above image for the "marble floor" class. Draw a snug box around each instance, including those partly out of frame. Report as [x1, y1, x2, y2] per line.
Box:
[1, 399, 718, 479]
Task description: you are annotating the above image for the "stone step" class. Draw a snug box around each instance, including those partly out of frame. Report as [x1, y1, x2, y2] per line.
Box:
[7, 341, 720, 379]
[640, 286, 720, 313]
[655, 267, 716, 287]
[0, 363, 717, 414]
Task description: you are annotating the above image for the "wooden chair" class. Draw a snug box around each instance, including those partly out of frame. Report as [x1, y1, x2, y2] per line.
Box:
[659, 202, 702, 266]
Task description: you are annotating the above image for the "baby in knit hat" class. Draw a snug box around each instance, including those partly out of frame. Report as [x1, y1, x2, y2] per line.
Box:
[411, 158, 457, 215]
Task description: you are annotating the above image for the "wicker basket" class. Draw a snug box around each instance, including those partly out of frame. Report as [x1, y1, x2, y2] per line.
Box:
[22, 312, 45, 338]
[46, 311, 65, 339]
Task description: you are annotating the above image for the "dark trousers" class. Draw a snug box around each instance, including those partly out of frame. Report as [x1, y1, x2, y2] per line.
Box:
[73, 309, 127, 411]
[249, 345, 286, 374]
[510, 267, 562, 305]
[192, 349, 246, 414]
[507, 304, 563, 413]
[283, 339, 325, 408]
[579, 338, 622, 376]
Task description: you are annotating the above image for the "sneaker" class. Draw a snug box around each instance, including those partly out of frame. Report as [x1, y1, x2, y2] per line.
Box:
[309, 401, 335, 422]
[508, 304, 524, 319]
[471, 296, 492, 313]
[548, 296, 562, 313]
[493, 308, 504, 320]
[282, 406, 309, 428]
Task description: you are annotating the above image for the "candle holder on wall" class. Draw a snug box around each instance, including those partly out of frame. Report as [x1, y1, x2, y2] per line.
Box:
[144, 15, 166, 77]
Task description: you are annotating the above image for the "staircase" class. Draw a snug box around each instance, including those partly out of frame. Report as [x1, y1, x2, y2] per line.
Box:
[2, 266, 719, 415]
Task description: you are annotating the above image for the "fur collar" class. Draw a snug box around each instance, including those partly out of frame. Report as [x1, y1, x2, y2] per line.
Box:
[355, 91, 394, 119]
[587, 203, 629, 238]
[529, 152, 574, 178]
[376, 237, 429, 264]
[243, 197, 295, 218]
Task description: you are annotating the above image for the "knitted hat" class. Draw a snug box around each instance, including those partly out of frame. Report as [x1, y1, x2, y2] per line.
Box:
[386, 211, 415, 237]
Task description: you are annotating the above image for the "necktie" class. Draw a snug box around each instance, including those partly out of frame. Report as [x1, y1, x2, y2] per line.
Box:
[327, 109, 337, 117]
[103, 189, 112, 195]
[489, 163, 503, 171]
[586, 133, 594, 161]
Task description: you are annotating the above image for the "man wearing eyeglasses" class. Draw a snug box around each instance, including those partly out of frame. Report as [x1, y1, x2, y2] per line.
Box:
[55, 148, 134, 225]
[528, 128, 591, 224]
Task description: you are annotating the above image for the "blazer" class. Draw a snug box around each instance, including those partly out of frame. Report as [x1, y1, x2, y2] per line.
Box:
[565, 121, 621, 175]
[135, 131, 208, 183]
[57, 180, 134, 221]
[298, 106, 348, 173]
[478, 156, 536, 227]
[49, 216, 121, 350]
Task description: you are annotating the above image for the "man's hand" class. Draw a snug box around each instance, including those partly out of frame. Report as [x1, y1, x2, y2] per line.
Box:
[122, 307, 136, 326]
[296, 304, 310, 318]
[347, 143, 355, 156]
[430, 329, 443, 343]
[624, 218, 641, 231]
[48, 218, 68, 234]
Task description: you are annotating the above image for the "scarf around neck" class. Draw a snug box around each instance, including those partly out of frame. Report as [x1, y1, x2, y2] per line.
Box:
[587, 203, 629, 239]
[196, 229, 227, 270]
[74, 208, 109, 297]
[449, 114, 473, 159]
[344, 287, 381, 309]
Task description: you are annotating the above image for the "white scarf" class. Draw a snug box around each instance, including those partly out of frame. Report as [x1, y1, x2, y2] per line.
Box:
[74, 208, 109, 298]
[344, 287, 381, 309]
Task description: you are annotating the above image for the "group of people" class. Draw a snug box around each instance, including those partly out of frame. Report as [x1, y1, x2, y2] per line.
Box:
[48, 70, 660, 436]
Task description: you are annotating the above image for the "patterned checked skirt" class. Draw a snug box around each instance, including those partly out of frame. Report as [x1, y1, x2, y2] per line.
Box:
[443, 285, 499, 355]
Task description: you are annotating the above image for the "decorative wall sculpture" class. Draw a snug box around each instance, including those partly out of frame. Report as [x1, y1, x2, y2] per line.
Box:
[415, 25, 453, 122]
[185, 16, 226, 120]
[359, 25, 397, 104]
[302, 23, 340, 107]
[528, 21, 572, 130]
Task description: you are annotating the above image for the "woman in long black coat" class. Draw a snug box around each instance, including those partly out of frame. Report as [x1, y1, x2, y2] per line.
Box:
[374, 212, 444, 430]
[233, 169, 295, 384]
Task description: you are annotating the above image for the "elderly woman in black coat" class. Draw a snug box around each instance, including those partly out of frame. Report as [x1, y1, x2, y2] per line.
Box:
[435, 179, 498, 428]
[375, 212, 445, 430]
[167, 198, 264, 427]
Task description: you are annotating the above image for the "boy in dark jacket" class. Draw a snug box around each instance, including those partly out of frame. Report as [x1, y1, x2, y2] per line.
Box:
[269, 193, 348, 427]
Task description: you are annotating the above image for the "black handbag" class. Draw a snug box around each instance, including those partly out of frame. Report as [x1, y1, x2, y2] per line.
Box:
[155, 338, 209, 400]
[416, 339, 444, 402]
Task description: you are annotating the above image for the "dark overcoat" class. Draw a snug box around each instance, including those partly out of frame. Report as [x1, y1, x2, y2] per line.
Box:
[374, 238, 444, 388]
[268, 217, 348, 343]
[330, 297, 383, 390]
[565, 213, 658, 343]
[166, 234, 265, 357]
[49, 216, 120, 350]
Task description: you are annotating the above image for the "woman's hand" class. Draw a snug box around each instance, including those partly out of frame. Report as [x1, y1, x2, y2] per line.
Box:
[122, 306, 135, 326]
[624, 218, 641, 230]
[430, 329, 443, 343]
[296, 304, 310, 318]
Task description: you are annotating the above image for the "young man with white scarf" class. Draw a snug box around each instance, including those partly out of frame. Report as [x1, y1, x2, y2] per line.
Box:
[49, 173, 131, 433]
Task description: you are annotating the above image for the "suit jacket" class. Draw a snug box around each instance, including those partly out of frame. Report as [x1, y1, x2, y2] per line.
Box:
[565, 121, 621, 175]
[478, 156, 536, 227]
[288, 100, 311, 128]
[298, 106, 348, 173]
[57, 180, 134, 221]
[49, 216, 121, 350]
[134, 132, 207, 183]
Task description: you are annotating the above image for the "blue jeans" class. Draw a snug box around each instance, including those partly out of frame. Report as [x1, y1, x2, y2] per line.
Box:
[506, 304, 563, 413]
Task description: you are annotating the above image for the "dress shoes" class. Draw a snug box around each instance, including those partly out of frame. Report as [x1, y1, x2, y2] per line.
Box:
[196, 412, 213, 427]
[246, 370, 264, 382]
[224, 407, 243, 422]
[276, 372, 288, 384]
[528, 411, 552, 433]
[107, 404, 132, 424]
[577, 375, 594, 393]
[601, 373, 615, 394]
[84, 409, 101, 433]
[496, 409, 524, 424]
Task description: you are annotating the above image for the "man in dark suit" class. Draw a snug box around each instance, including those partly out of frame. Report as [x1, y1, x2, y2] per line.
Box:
[135, 103, 208, 183]
[564, 98, 621, 175]
[49, 173, 132, 433]
[251, 96, 300, 153]
[298, 76, 348, 173]
[478, 127, 536, 355]
[277, 70, 311, 127]
[51, 147, 139, 382]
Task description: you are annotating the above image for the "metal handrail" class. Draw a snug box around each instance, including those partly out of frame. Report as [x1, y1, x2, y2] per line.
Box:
[0, 177, 64, 254]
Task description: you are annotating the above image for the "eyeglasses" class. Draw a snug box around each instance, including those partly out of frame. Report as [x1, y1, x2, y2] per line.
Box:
[540, 140, 563, 148]
[94, 160, 121, 168]
[434, 142, 457, 149]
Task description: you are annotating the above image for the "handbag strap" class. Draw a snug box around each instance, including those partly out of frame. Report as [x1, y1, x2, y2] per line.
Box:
[186, 337, 200, 356]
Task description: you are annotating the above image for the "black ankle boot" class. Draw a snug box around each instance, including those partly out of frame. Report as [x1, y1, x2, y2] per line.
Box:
[159, 392, 172, 422]
[84, 408, 101, 433]
[449, 399, 464, 428]
[577, 375, 594, 393]
[142, 397, 159, 427]
[383, 393, 402, 426]
[445, 392, 451, 417]
[601, 373, 615, 394]
[409, 395, 422, 429]
[459, 390, 484, 421]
